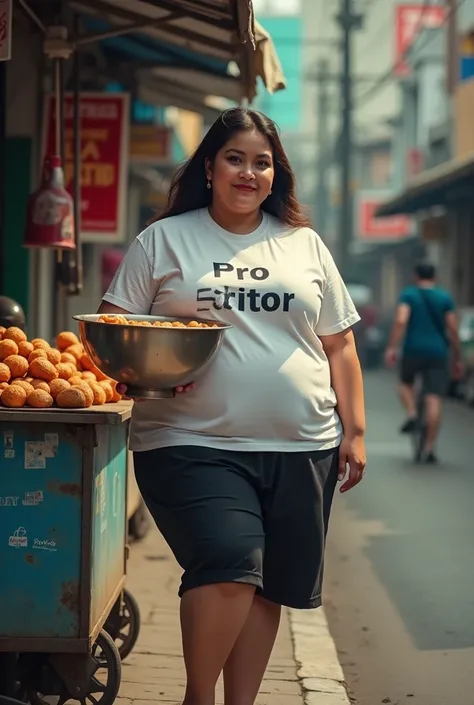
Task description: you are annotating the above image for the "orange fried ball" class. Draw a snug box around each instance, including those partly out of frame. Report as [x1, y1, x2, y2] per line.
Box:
[29, 349, 48, 363]
[30, 379, 51, 393]
[46, 348, 61, 365]
[60, 352, 77, 366]
[71, 381, 93, 407]
[98, 380, 114, 403]
[0, 381, 9, 392]
[29, 358, 59, 382]
[1, 384, 27, 408]
[89, 382, 107, 406]
[64, 343, 84, 361]
[56, 331, 80, 351]
[0, 363, 11, 383]
[11, 379, 35, 396]
[0, 326, 6, 339]
[68, 374, 83, 386]
[3, 327, 27, 344]
[27, 389, 54, 408]
[56, 362, 75, 380]
[82, 371, 96, 382]
[49, 378, 71, 400]
[32, 338, 50, 350]
[4, 355, 29, 379]
[56, 387, 87, 409]
[98, 314, 128, 324]
[0, 339, 19, 360]
[18, 341, 34, 358]
[31, 338, 50, 350]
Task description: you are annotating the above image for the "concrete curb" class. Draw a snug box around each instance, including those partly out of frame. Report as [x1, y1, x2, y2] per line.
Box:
[288, 607, 351, 705]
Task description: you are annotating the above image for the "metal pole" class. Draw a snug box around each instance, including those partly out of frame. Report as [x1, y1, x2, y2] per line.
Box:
[339, 0, 353, 279]
[315, 59, 330, 237]
[70, 13, 83, 295]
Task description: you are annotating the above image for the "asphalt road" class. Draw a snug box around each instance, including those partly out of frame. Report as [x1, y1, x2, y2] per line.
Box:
[324, 370, 474, 705]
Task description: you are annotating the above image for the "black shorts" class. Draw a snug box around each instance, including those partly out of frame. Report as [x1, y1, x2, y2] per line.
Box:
[133, 445, 339, 610]
[400, 356, 449, 396]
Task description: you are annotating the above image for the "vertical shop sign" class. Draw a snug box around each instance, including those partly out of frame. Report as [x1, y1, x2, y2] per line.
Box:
[0, 0, 12, 61]
[395, 5, 446, 77]
[42, 93, 130, 243]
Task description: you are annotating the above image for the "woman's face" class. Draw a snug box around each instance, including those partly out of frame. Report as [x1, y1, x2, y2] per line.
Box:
[206, 129, 274, 215]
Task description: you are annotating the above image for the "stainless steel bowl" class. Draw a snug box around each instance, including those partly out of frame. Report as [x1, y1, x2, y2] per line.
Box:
[74, 314, 232, 399]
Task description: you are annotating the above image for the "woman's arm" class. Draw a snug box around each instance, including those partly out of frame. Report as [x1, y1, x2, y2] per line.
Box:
[97, 301, 132, 315]
[320, 328, 366, 492]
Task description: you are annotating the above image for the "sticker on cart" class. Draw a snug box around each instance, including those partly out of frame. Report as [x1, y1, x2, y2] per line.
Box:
[25, 441, 46, 469]
[0, 496, 19, 507]
[4, 431, 14, 449]
[95, 470, 108, 534]
[22, 491, 44, 506]
[9, 527, 28, 548]
[4, 449, 14, 459]
[43, 433, 59, 458]
[32, 537, 57, 552]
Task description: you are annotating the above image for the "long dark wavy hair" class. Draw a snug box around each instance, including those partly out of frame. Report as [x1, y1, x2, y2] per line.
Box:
[151, 108, 311, 228]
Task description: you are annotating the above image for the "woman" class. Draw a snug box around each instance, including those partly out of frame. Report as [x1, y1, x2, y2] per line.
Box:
[99, 108, 366, 705]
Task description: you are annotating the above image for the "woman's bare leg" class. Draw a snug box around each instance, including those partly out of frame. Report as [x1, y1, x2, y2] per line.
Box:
[223, 595, 281, 705]
[181, 582, 256, 705]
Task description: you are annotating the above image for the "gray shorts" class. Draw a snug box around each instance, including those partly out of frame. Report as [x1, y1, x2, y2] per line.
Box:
[400, 356, 449, 396]
[133, 445, 339, 610]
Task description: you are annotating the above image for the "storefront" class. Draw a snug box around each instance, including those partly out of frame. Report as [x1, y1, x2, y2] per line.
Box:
[0, 0, 285, 340]
[376, 154, 474, 306]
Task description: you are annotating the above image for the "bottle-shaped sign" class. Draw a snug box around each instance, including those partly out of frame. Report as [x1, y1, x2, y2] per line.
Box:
[24, 155, 76, 249]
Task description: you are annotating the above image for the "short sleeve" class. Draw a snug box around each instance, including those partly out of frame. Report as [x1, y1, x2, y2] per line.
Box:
[102, 237, 157, 314]
[445, 293, 455, 312]
[316, 245, 361, 336]
[399, 288, 413, 305]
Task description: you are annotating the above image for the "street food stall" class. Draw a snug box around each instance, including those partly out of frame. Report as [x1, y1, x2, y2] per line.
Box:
[0, 326, 140, 703]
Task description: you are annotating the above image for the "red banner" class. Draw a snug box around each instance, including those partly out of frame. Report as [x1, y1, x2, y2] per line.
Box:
[356, 192, 414, 242]
[42, 93, 129, 243]
[395, 4, 445, 77]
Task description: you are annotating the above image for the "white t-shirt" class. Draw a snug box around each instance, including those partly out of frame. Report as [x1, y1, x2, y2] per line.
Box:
[103, 208, 360, 452]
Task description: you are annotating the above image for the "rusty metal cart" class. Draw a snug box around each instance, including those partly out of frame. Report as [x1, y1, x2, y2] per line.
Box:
[0, 401, 140, 705]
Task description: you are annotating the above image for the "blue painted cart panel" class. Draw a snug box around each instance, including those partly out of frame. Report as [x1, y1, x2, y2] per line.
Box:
[0, 423, 82, 638]
[0, 413, 129, 645]
[90, 425, 127, 631]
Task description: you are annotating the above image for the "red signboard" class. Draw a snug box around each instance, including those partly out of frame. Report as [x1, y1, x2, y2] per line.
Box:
[357, 192, 414, 242]
[395, 4, 446, 77]
[42, 93, 130, 243]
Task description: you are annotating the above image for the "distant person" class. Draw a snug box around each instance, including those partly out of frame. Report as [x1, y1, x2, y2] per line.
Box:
[385, 262, 463, 463]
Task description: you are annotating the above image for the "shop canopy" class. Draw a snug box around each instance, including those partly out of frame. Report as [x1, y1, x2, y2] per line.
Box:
[376, 153, 474, 217]
[71, 0, 286, 103]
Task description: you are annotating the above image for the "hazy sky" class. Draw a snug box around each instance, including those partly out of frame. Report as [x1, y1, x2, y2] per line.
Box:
[252, 0, 301, 15]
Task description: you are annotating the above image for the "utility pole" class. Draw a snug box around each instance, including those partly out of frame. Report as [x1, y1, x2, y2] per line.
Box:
[337, 0, 363, 278]
[315, 59, 330, 236]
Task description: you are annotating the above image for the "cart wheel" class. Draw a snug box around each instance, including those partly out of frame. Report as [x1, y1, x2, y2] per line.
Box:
[24, 630, 121, 705]
[113, 589, 141, 661]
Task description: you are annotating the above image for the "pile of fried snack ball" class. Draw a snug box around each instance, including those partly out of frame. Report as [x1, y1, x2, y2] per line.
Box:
[0, 327, 122, 409]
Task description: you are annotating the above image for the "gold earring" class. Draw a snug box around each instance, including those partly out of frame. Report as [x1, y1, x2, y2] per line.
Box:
[207, 179, 212, 190]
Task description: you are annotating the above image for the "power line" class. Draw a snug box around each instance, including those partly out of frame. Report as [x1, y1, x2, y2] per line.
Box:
[354, 0, 468, 108]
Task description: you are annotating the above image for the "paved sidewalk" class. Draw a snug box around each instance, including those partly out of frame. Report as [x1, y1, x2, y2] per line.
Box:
[116, 527, 349, 705]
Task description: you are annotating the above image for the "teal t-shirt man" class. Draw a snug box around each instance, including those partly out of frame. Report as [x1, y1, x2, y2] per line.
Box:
[384, 262, 462, 464]
[399, 284, 454, 360]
